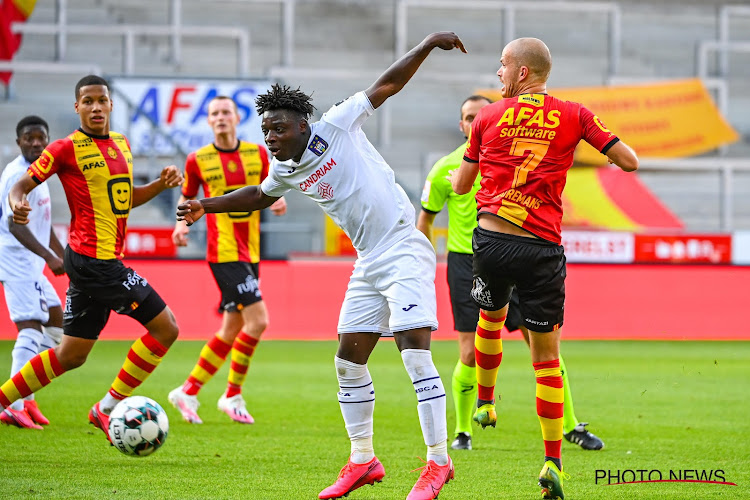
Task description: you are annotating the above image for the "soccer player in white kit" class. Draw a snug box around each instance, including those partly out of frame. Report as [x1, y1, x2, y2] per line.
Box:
[0, 116, 65, 429]
[178, 31, 466, 500]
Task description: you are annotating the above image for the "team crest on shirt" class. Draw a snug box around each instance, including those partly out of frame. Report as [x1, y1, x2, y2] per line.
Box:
[308, 135, 328, 157]
[107, 147, 118, 159]
[318, 182, 334, 200]
[227, 161, 238, 172]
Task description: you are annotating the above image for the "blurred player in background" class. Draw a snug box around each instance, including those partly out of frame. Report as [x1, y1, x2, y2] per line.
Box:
[0, 75, 184, 444]
[178, 31, 466, 500]
[418, 95, 491, 451]
[0, 116, 65, 429]
[169, 96, 287, 425]
[419, 96, 604, 453]
[451, 38, 638, 498]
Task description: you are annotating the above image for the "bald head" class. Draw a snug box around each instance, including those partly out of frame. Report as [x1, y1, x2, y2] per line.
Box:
[506, 37, 552, 82]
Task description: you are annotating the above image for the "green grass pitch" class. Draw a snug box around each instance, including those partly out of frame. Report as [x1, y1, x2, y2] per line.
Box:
[0, 339, 747, 499]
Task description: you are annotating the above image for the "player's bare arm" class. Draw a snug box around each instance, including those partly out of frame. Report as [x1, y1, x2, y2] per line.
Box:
[416, 210, 437, 243]
[8, 174, 38, 225]
[177, 185, 279, 226]
[605, 141, 639, 172]
[365, 31, 466, 109]
[450, 159, 480, 195]
[172, 194, 195, 246]
[8, 216, 65, 276]
[132, 165, 184, 208]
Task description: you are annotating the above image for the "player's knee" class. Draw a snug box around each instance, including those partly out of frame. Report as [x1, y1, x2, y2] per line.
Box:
[244, 317, 267, 337]
[56, 346, 89, 370]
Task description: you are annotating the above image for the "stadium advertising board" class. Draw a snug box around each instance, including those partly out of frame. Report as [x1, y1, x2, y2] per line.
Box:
[561, 231, 634, 263]
[731, 231, 750, 265]
[634, 234, 732, 264]
[478, 79, 738, 164]
[111, 78, 272, 156]
[54, 225, 176, 258]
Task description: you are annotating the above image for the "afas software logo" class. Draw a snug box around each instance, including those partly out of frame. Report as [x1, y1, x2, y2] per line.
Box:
[595, 468, 737, 487]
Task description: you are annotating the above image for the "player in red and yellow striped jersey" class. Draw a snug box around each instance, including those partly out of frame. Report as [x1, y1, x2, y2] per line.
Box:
[168, 96, 287, 424]
[451, 39, 638, 499]
[0, 75, 184, 444]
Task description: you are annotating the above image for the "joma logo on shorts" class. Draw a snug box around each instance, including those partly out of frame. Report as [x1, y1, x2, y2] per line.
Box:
[415, 385, 439, 394]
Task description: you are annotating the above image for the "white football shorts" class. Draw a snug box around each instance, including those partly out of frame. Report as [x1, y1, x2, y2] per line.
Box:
[1, 276, 62, 324]
[338, 229, 438, 336]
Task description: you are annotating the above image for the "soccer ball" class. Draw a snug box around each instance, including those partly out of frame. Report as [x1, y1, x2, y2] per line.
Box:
[108, 396, 169, 457]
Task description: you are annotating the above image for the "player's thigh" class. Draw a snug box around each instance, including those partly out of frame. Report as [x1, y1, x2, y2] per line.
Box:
[515, 244, 566, 333]
[2, 279, 51, 324]
[376, 232, 438, 333]
[338, 264, 390, 336]
[209, 261, 263, 314]
[447, 252, 479, 332]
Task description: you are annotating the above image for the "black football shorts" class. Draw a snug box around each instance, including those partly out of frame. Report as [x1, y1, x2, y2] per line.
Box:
[447, 251, 480, 333]
[209, 261, 262, 313]
[471, 227, 566, 333]
[63, 247, 166, 340]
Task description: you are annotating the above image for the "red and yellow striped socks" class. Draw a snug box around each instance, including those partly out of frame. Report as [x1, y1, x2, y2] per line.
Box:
[0, 349, 65, 409]
[534, 359, 564, 463]
[474, 310, 505, 403]
[226, 332, 259, 398]
[183, 333, 233, 396]
[109, 333, 168, 401]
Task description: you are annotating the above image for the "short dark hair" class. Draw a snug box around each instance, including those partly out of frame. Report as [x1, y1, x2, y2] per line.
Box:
[255, 84, 316, 119]
[16, 115, 49, 138]
[460, 95, 492, 119]
[75, 74, 110, 99]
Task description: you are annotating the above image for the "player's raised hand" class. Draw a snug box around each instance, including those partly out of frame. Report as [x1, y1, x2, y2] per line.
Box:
[425, 32, 467, 53]
[269, 197, 287, 216]
[172, 222, 190, 246]
[11, 193, 31, 225]
[160, 165, 184, 189]
[177, 199, 205, 227]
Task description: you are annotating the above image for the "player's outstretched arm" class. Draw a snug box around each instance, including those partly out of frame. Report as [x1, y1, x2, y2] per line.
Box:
[365, 31, 466, 109]
[132, 165, 184, 208]
[8, 174, 38, 225]
[450, 159, 480, 195]
[177, 185, 279, 227]
[606, 141, 639, 172]
[8, 216, 65, 275]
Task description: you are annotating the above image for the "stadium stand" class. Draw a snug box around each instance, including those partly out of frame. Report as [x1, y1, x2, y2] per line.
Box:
[2, 0, 750, 256]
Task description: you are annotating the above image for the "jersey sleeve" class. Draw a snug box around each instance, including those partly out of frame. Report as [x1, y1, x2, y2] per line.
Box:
[259, 163, 291, 198]
[580, 105, 619, 154]
[321, 92, 374, 132]
[463, 116, 482, 163]
[28, 139, 70, 183]
[258, 145, 270, 182]
[420, 156, 451, 213]
[181, 152, 201, 198]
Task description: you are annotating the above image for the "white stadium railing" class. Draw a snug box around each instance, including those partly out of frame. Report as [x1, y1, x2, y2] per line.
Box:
[394, 0, 622, 79]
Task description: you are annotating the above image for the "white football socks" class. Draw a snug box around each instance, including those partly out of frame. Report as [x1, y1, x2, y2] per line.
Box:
[401, 348, 449, 466]
[10, 328, 46, 411]
[335, 356, 376, 464]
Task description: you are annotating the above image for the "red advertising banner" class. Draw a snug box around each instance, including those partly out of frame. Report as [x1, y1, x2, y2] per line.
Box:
[53, 225, 176, 258]
[634, 234, 732, 264]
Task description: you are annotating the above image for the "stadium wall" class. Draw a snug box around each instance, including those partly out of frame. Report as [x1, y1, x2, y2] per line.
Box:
[0, 260, 746, 341]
